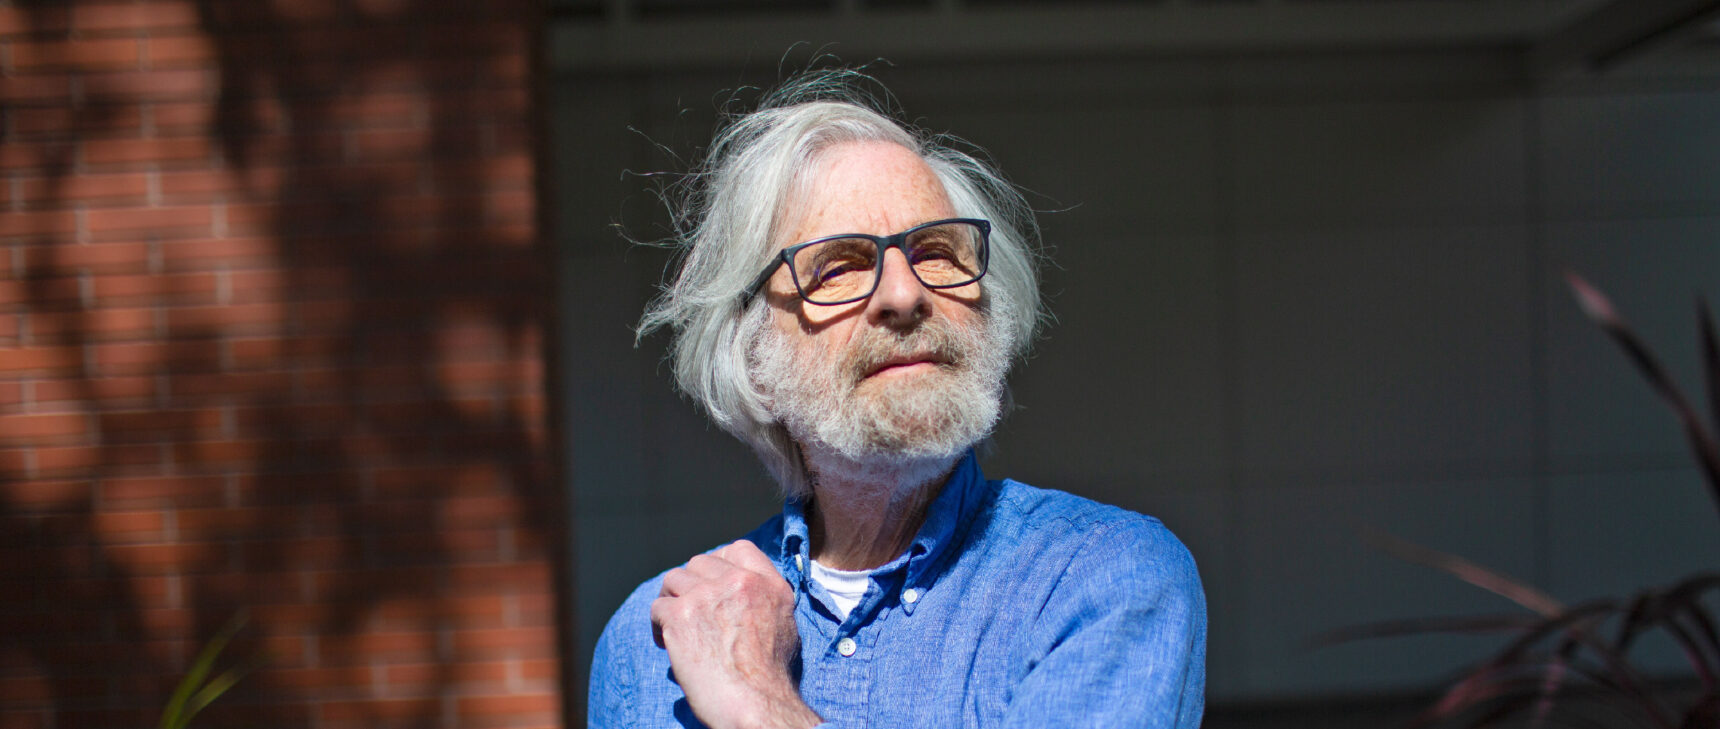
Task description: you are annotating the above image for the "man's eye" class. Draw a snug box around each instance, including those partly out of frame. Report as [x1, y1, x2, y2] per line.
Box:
[815, 260, 865, 282]
[910, 241, 956, 262]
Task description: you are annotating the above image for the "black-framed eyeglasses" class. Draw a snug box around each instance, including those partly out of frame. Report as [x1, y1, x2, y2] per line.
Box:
[740, 218, 992, 307]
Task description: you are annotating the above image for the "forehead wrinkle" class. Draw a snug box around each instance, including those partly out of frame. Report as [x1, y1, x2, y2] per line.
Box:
[778, 141, 955, 250]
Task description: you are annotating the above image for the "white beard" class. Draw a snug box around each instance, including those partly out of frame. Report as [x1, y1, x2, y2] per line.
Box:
[749, 310, 1011, 492]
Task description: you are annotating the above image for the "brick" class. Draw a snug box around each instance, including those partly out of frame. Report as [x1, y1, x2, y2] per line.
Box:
[0, 412, 91, 442]
[0, 144, 48, 172]
[98, 407, 223, 435]
[0, 209, 77, 236]
[17, 172, 152, 204]
[157, 168, 250, 198]
[227, 335, 348, 368]
[159, 236, 277, 271]
[145, 36, 216, 67]
[373, 595, 508, 626]
[367, 529, 504, 566]
[21, 242, 151, 275]
[265, 665, 371, 691]
[384, 660, 509, 691]
[11, 104, 147, 137]
[372, 463, 506, 497]
[0, 74, 75, 104]
[228, 268, 299, 299]
[242, 603, 331, 630]
[34, 375, 156, 404]
[136, 606, 195, 636]
[313, 92, 425, 129]
[456, 692, 558, 718]
[10, 38, 140, 72]
[520, 657, 557, 681]
[0, 6, 35, 36]
[348, 127, 434, 161]
[447, 562, 549, 593]
[1, 276, 88, 307]
[316, 631, 440, 668]
[0, 478, 92, 507]
[450, 625, 555, 658]
[70, 3, 201, 33]
[231, 401, 347, 430]
[91, 509, 168, 537]
[82, 137, 211, 166]
[320, 698, 439, 722]
[166, 302, 283, 334]
[174, 505, 268, 539]
[189, 571, 312, 606]
[170, 438, 265, 464]
[435, 153, 532, 188]
[0, 381, 21, 408]
[93, 340, 222, 374]
[100, 474, 226, 507]
[90, 271, 217, 302]
[85, 206, 212, 237]
[0, 346, 82, 374]
[151, 101, 214, 131]
[83, 69, 212, 104]
[239, 535, 355, 571]
[423, 22, 528, 54]
[105, 541, 222, 574]
[27, 308, 157, 342]
[31, 443, 160, 475]
[166, 370, 293, 399]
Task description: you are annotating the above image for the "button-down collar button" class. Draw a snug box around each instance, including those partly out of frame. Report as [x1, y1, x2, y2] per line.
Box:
[902, 588, 920, 604]
[837, 637, 857, 657]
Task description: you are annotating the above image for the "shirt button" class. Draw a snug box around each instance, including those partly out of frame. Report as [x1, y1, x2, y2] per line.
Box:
[837, 637, 857, 657]
[794, 554, 804, 570]
[902, 588, 920, 604]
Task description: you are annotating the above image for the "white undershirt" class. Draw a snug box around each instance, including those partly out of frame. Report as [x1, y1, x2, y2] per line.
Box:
[808, 559, 872, 620]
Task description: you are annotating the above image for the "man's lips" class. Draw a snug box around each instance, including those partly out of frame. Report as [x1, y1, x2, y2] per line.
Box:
[861, 354, 949, 379]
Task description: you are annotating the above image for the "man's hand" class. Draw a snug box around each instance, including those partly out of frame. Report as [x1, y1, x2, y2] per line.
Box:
[652, 540, 822, 729]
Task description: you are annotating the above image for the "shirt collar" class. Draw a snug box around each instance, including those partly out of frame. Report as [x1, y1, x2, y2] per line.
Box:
[777, 450, 988, 613]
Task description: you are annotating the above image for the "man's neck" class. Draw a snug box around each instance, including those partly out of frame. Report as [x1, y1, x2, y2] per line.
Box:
[802, 453, 959, 571]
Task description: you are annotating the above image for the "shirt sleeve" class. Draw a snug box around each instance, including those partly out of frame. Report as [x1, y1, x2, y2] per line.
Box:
[1002, 517, 1207, 729]
[588, 578, 666, 729]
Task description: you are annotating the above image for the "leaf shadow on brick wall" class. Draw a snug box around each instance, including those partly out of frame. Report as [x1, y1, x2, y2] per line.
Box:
[3, 1, 564, 727]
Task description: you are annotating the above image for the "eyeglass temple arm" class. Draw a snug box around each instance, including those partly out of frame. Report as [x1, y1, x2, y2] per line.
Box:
[738, 256, 786, 308]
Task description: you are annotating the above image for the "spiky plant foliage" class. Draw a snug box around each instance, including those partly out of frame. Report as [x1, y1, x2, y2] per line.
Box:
[159, 611, 258, 729]
[1326, 273, 1720, 729]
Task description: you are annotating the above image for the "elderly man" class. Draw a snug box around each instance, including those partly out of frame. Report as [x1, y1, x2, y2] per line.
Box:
[591, 70, 1205, 729]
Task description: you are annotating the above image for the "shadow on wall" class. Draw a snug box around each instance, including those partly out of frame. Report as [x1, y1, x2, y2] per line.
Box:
[2, 1, 563, 727]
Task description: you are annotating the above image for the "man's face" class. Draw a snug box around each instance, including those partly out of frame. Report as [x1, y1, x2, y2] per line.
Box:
[749, 140, 1010, 471]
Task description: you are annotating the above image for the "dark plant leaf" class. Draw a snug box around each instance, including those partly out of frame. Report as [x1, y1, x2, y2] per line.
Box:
[1530, 653, 1570, 729]
[1565, 272, 1720, 522]
[1312, 614, 1541, 648]
[1362, 528, 1564, 617]
[1681, 694, 1720, 729]
[1680, 597, 1720, 675]
[1699, 297, 1720, 455]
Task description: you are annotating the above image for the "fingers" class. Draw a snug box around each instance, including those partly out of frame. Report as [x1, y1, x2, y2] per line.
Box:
[716, 539, 780, 578]
[649, 596, 670, 648]
[660, 566, 696, 597]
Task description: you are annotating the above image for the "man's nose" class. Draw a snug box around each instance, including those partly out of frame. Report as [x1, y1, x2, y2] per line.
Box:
[865, 247, 932, 327]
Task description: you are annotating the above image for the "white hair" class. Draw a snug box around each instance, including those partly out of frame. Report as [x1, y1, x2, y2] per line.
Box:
[636, 68, 1044, 495]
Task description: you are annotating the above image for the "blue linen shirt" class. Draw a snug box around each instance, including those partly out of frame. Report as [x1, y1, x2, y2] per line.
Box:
[589, 451, 1206, 728]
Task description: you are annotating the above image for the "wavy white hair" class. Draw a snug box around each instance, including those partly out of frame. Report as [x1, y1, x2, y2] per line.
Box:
[637, 68, 1044, 496]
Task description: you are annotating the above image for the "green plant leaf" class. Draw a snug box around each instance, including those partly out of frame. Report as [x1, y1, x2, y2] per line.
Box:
[159, 611, 250, 729]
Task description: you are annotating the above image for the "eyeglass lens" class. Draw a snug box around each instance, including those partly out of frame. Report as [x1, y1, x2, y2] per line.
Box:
[791, 221, 985, 304]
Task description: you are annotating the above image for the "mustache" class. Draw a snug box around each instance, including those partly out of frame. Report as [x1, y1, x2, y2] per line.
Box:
[839, 318, 971, 384]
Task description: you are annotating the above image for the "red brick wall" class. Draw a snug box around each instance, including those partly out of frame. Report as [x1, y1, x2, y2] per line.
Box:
[0, 1, 564, 727]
